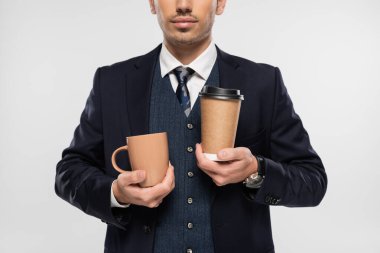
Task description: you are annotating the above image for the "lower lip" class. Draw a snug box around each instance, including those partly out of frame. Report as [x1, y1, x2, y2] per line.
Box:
[173, 22, 196, 29]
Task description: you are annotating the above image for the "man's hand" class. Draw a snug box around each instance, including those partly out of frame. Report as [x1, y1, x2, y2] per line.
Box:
[112, 163, 175, 208]
[195, 143, 258, 186]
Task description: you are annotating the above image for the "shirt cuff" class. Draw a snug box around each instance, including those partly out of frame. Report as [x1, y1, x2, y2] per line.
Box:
[110, 182, 130, 208]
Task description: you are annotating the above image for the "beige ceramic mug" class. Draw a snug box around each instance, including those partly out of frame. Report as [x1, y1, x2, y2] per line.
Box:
[111, 132, 169, 187]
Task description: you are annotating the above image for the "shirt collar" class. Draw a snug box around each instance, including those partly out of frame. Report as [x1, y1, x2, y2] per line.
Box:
[159, 41, 217, 80]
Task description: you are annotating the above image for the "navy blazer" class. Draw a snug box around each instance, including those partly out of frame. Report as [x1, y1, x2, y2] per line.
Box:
[55, 45, 327, 253]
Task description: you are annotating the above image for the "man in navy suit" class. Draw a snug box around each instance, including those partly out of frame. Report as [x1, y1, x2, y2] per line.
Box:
[55, 0, 327, 252]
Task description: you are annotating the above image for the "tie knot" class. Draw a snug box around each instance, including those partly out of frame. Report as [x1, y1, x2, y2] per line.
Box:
[173, 67, 195, 84]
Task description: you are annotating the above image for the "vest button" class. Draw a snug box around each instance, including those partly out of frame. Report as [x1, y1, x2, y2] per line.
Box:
[187, 197, 193, 204]
[187, 123, 194, 130]
[187, 171, 194, 178]
[143, 225, 151, 234]
[187, 222, 193, 229]
[187, 146, 194, 153]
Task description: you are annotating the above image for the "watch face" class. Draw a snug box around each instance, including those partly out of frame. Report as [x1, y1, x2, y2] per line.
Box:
[245, 174, 264, 189]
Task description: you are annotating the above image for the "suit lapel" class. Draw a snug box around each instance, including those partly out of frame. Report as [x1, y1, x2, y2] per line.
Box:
[216, 47, 248, 142]
[125, 45, 162, 136]
[216, 46, 242, 90]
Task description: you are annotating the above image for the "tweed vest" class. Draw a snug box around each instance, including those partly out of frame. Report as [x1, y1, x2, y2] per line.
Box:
[149, 60, 220, 253]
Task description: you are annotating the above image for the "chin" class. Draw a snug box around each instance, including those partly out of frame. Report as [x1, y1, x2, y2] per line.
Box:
[169, 33, 208, 46]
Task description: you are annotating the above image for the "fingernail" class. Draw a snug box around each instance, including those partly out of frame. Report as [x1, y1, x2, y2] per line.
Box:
[219, 151, 227, 158]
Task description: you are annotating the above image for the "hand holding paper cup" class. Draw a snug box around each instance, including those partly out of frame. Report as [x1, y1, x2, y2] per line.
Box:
[199, 86, 244, 161]
[111, 132, 169, 187]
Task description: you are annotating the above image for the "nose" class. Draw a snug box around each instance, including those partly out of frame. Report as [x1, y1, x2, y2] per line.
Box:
[176, 0, 192, 15]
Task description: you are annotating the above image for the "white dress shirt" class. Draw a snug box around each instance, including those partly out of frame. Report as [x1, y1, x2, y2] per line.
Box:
[111, 41, 218, 208]
[160, 41, 217, 109]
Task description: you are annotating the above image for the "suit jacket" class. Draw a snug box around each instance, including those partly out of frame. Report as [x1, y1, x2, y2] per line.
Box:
[55, 45, 327, 253]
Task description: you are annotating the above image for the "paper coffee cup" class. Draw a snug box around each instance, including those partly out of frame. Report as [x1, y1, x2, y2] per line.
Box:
[199, 86, 244, 161]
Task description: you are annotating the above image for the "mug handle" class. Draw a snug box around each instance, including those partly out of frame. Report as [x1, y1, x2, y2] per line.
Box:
[111, 145, 129, 174]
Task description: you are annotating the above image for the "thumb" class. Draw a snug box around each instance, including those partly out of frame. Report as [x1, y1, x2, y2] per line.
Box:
[217, 148, 235, 161]
[125, 170, 146, 185]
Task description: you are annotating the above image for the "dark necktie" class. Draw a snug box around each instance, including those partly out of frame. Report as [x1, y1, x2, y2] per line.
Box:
[173, 66, 195, 117]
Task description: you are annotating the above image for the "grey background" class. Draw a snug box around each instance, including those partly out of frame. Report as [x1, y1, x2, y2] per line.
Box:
[0, 0, 379, 252]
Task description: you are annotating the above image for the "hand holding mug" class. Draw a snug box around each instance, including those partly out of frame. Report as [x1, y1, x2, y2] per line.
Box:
[112, 164, 175, 208]
[111, 132, 175, 208]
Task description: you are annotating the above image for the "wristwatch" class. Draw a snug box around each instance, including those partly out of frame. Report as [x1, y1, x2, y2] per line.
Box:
[244, 155, 265, 189]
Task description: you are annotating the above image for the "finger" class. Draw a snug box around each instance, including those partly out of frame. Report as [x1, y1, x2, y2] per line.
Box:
[142, 185, 169, 203]
[195, 142, 203, 153]
[161, 164, 175, 186]
[195, 143, 213, 163]
[169, 166, 175, 190]
[195, 143, 217, 170]
[161, 165, 175, 192]
[119, 170, 146, 186]
[217, 147, 248, 161]
[120, 183, 157, 206]
[112, 180, 149, 206]
[146, 165, 175, 198]
[199, 164, 218, 178]
[155, 186, 172, 202]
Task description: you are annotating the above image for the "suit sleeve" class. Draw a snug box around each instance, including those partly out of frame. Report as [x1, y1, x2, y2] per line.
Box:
[55, 68, 131, 229]
[246, 67, 328, 207]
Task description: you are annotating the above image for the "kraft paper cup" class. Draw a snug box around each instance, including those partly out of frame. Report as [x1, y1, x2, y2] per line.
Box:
[199, 86, 244, 161]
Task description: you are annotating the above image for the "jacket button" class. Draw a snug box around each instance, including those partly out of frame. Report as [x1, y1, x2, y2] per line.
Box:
[187, 222, 193, 229]
[187, 197, 193, 204]
[187, 123, 194, 130]
[187, 146, 194, 153]
[187, 171, 194, 177]
[187, 249, 193, 253]
[143, 225, 151, 234]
